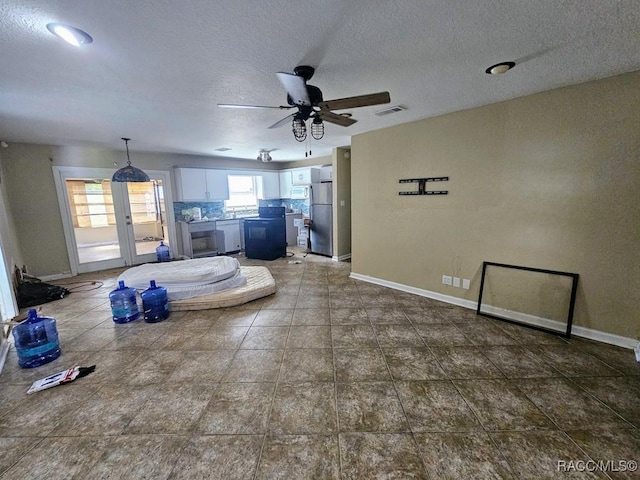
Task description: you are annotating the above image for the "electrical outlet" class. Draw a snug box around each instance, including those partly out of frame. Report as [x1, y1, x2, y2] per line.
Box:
[442, 275, 452, 286]
[453, 277, 461, 288]
[462, 279, 471, 289]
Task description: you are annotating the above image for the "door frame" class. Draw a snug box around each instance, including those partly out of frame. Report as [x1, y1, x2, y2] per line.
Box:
[52, 166, 177, 276]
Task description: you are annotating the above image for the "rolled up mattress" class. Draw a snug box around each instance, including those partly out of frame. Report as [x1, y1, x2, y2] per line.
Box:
[118, 256, 240, 290]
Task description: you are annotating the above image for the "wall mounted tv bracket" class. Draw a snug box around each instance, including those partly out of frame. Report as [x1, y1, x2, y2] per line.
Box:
[399, 177, 448, 195]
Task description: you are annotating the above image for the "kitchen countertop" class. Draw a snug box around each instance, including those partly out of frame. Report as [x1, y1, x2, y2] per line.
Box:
[178, 211, 304, 223]
[178, 215, 257, 223]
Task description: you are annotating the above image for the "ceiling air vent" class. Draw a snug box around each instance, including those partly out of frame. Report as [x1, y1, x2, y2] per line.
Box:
[214, 147, 232, 152]
[375, 105, 407, 117]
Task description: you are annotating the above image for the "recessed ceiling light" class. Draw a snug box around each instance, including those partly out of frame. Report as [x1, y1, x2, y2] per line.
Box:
[485, 61, 515, 75]
[46, 23, 93, 46]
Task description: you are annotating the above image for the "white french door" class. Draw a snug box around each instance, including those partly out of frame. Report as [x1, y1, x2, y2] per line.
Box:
[53, 167, 176, 275]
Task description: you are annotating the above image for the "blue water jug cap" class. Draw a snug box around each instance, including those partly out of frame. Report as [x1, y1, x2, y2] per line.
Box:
[118, 280, 126, 289]
[149, 280, 157, 288]
[159, 241, 165, 246]
[26, 309, 38, 323]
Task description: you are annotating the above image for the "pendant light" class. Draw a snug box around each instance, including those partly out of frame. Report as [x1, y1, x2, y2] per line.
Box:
[112, 138, 150, 182]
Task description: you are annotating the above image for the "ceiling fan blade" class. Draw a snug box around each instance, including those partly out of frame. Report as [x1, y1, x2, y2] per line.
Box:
[217, 103, 293, 110]
[276, 72, 310, 106]
[319, 91, 390, 111]
[318, 110, 357, 127]
[268, 113, 296, 129]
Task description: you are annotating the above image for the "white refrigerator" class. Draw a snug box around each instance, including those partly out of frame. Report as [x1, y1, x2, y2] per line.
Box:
[310, 182, 333, 256]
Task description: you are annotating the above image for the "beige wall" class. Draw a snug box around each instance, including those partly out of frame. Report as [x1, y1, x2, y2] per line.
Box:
[351, 71, 640, 339]
[2, 144, 71, 278]
[334, 147, 352, 259]
[0, 150, 23, 274]
[0, 149, 22, 321]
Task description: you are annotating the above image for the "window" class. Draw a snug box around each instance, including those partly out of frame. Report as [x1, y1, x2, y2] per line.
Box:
[225, 175, 259, 211]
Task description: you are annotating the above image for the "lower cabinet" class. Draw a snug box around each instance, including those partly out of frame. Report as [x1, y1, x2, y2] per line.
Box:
[178, 219, 241, 257]
[179, 221, 217, 258]
[215, 220, 242, 254]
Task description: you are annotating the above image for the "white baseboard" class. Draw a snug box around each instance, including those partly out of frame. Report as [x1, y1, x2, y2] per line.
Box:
[350, 271, 636, 350]
[350, 272, 476, 310]
[571, 326, 638, 350]
[481, 305, 567, 332]
[0, 337, 9, 375]
[332, 253, 352, 262]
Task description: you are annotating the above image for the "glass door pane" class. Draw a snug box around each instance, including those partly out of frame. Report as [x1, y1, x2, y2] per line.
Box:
[126, 180, 169, 260]
[65, 179, 122, 265]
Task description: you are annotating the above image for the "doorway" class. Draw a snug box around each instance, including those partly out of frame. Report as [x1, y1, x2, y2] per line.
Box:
[53, 167, 176, 275]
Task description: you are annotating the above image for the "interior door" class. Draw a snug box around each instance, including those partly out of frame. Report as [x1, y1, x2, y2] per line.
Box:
[53, 167, 176, 275]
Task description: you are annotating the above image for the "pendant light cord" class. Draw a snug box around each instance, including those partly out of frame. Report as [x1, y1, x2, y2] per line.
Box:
[122, 137, 132, 166]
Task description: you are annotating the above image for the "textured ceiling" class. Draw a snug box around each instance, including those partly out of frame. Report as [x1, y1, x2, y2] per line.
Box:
[1, 0, 639, 161]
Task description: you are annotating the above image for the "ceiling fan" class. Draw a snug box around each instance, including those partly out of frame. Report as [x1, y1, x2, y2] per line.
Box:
[218, 65, 390, 142]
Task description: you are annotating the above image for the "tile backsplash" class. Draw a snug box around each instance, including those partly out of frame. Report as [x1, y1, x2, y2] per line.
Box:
[173, 201, 225, 220]
[259, 199, 310, 215]
[174, 198, 309, 220]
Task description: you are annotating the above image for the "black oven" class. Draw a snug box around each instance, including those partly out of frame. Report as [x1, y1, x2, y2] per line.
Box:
[244, 207, 286, 260]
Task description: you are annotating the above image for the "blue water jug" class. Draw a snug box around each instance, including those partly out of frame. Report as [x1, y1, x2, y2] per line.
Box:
[12, 309, 62, 368]
[156, 241, 170, 262]
[141, 280, 170, 323]
[109, 280, 140, 324]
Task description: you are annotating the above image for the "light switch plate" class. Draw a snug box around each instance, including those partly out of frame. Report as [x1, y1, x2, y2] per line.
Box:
[442, 275, 452, 286]
[453, 277, 461, 288]
[462, 279, 471, 289]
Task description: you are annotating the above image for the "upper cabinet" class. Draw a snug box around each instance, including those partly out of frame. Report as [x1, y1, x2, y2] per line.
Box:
[319, 165, 333, 182]
[279, 171, 292, 198]
[291, 167, 320, 185]
[260, 171, 281, 199]
[175, 168, 230, 201]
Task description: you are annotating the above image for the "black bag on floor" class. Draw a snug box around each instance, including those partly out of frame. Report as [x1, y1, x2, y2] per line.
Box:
[17, 281, 70, 308]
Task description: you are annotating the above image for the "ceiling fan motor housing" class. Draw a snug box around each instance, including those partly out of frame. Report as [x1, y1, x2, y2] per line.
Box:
[286, 85, 323, 107]
[293, 65, 315, 81]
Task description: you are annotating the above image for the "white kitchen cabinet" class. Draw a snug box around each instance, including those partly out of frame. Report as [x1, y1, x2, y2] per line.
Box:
[206, 170, 230, 200]
[319, 165, 333, 182]
[215, 219, 242, 253]
[260, 172, 281, 199]
[290, 167, 320, 185]
[279, 170, 292, 198]
[175, 168, 230, 201]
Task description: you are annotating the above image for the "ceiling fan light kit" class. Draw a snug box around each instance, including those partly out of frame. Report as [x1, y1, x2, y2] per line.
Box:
[311, 116, 324, 140]
[257, 151, 272, 162]
[218, 65, 391, 144]
[292, 117, 307, 142]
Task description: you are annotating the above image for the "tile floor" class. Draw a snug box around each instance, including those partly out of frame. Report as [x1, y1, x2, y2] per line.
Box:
[1, 250, 639, 479]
